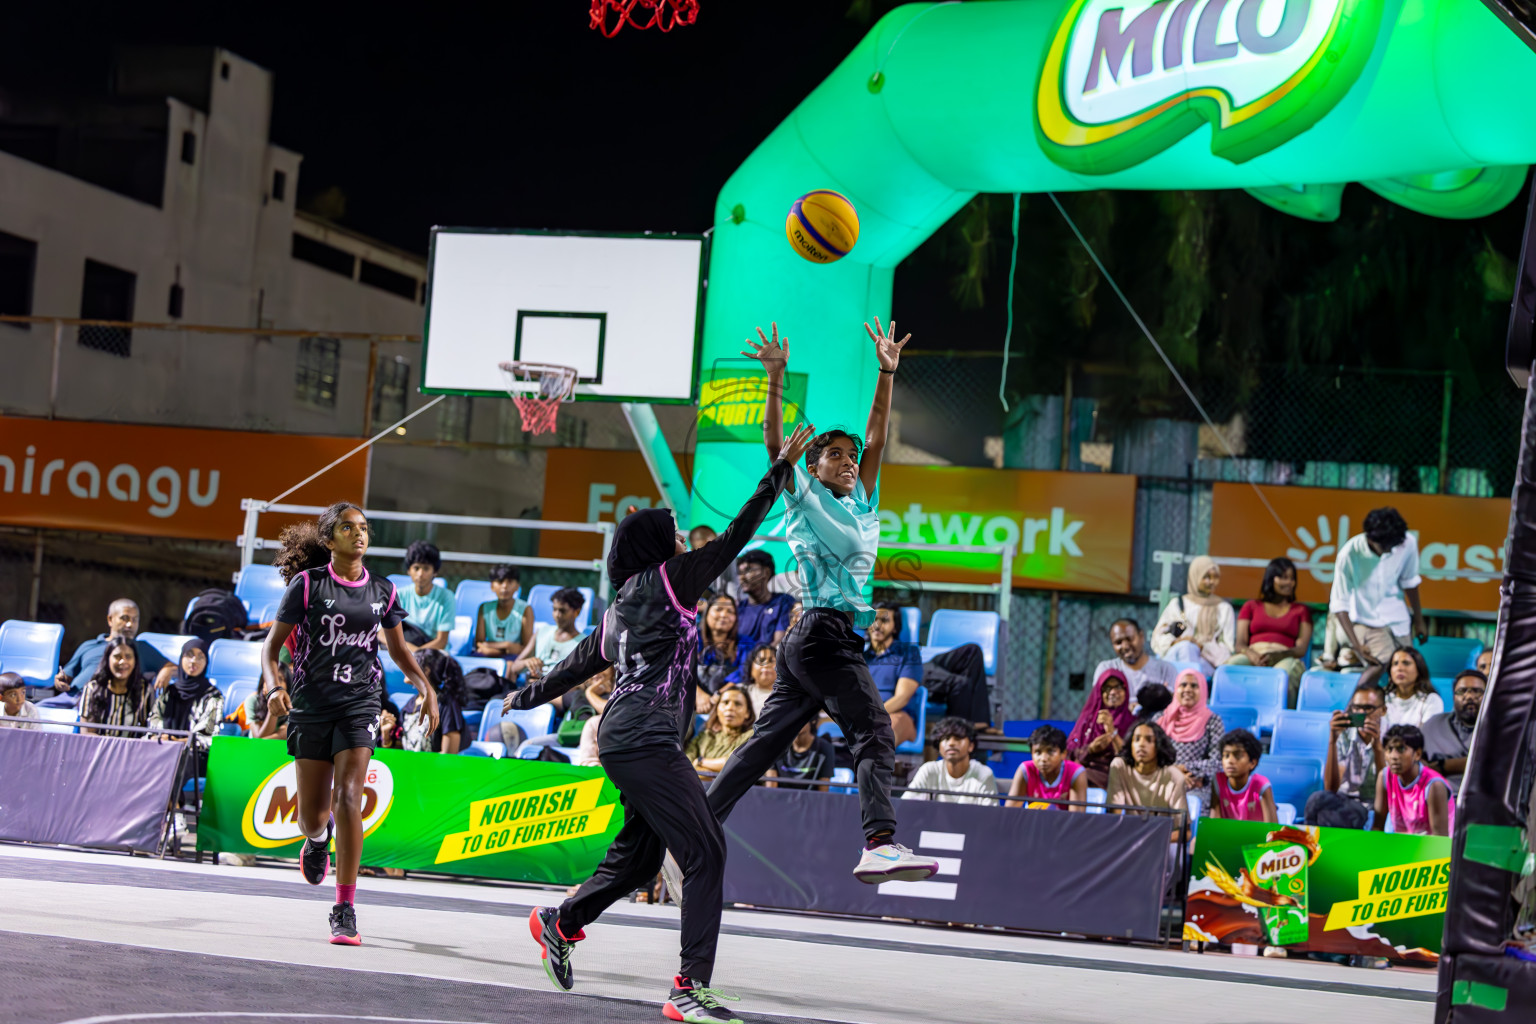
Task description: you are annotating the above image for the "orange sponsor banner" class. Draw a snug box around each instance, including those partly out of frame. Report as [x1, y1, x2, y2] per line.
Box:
[1209, 483, 1511, 613]
[539, 449, 692, 562]
[0, 416, 368, 543]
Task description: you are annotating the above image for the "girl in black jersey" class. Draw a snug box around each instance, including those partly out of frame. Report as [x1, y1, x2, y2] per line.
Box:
[262, 502, 439, 945]
[505, 423, 813, 1024]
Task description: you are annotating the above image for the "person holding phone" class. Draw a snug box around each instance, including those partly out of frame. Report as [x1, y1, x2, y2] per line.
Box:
[1304, 680, 1388, 829]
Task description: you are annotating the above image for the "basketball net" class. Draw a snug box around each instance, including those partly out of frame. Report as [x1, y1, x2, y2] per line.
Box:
[589, 0, 699, 36]
[499, 361, 578, 436]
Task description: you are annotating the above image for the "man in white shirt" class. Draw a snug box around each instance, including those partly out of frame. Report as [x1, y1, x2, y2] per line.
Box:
[1328, 508, 1427, 668]
[902, 717, 997, 807]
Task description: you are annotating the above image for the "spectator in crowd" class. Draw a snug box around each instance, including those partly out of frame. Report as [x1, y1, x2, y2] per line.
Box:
[404, 649, 468, 753]
[78, 637, 151, 738]
[916, 623, 994, 732]
[575, 712, 604, 768]
[1306, 680, 1387, 828]
[1152, 557, 1235, 677]
[399, 541, 455, 651]
[1328, 507, 1427, 668]
[696, 594, 748, 708]
[565, 665, 615, 721]
[787, 600, 804, 634]
[248, 668, 289, 740]
[1381, 647, 1444, 729]
[1108, 721, 1188, 831]
[568, 668, 616, 769]
[1006, 724, 1086, 810]
[1208, 729, 1277, 822]
[1421, 669, 1484, 795]
[508, 587, 586, 688]
[766, 720, 836, 790]
[1161, 669, 1225, 801]
[474, 564, 534, 656]
[1133, 683, 1173, 729]
[1092, 618, 1177, 706]
[1475, 648, 1493, 679]
[377, 697, 404, 750]
[1375, 725, 1454, 836]
[1227, 557, 1313, 705]
[902, 717, 998, 806]
[0, 672, 40, 729]
[735, 549, 797, 647]
[148, 638, 224, 747]
[685, 684, 756, 777]
[863, 603, 922, 747]
[743, 642, 778, 718]
[1067, 667, 1134, 788]
[44, 598, 169, 706]
[689, 524, 740, 602]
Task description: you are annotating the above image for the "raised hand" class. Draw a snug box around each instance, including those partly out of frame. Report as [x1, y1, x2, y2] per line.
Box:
[741, 323, 790, 375]
[864, 315, 911, 372]
[777, 421, 817, 465]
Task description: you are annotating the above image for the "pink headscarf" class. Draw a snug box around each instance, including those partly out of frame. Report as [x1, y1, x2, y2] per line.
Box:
[1160, 668, 1213, 744]
[1066, 668, 1135, 752]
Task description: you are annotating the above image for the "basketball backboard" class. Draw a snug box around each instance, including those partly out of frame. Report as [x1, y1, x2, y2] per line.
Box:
[422, 228, 706, 403]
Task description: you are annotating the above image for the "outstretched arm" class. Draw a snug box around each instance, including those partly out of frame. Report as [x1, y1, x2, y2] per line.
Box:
[742, 323, 791, 470]
[505, 628, 610, 711]
[859, 316, 910, 497]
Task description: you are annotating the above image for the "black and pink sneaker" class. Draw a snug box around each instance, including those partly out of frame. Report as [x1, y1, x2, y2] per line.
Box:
[328, 902, 360, 945]
[299, 821, 332, 886]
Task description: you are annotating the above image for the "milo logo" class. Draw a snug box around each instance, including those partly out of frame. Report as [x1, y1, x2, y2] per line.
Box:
[1035, 0, 1383, 173]
[1252, 844, 1307, 882]
[240, 760, 395, 849]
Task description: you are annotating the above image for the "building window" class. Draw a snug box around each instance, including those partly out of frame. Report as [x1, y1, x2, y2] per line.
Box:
[167, 282, 184, 319]
[359, 259, 418, 301]
[220, 62, 231, 80]
[180, 131, 196, 165]
[0, 230, 37, 321]
[373, 356, 410, 428]
[272, 169, 286, 202]
[291, 233, 355, 277]
[438, 396, 472, 443]
[79, 259, 136, 357]
[295, 337, 340, 409]
[555, 409, 588, 448]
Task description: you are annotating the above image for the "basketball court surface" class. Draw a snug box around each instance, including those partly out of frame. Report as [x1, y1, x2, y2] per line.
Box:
[6, 845, 1432, 1024]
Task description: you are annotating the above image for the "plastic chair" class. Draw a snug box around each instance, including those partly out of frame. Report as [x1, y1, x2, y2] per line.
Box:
[1430, 676, 1457, 706]
[457, 655, 509, 677]
[1416, 637, 1484, 677]
[817, 720, 844, 740]
[447, 615, 474, 657]
[1269, 710, 1334, 759]
[234, 564, 287, 625]
[1169, 661, 1204, 680]
[1085, 787, 1107, 815]
[895, 685, 929, 756]
[33, 707, 79, 734]
[478, 699, 506, 742]
[829, 767, 856, 794]
[1260, 754, 1324, 810]
[138, 632, 197, 665]
[1186, 792, 1203, 836]
[222, 679, 258, 724]
[388, 573, 446, 593]
[454, 580, 499, 621]
[504, 704, 558, 745]
[0, 619, 65, 686]
[1297, 670, 1358, 714]
[898, 606, 921, 643]
[1208, 704, 1258, 735]
[1211, 665, 1287, 732]
[379, 651, 406, 692]
[527, 584, 595, 631]
[926, 610, 999, 675]
[207, 638, 263, 691]
[1276, 801, 1297, 825]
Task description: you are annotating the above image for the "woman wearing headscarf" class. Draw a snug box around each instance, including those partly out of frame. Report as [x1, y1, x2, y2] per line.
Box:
[1151, 555, 1236, 676]
[500, 421, 814, 1022]
[1159, 668, 1225, 801]
[149, 638, 226, 799]
[1067, 667, 1136, 789]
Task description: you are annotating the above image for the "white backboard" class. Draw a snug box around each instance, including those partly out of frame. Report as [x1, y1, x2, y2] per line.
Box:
[422, 229, 705, 402]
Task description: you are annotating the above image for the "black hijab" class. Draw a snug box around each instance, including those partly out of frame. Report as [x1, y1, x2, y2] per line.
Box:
[161, 637, 215, 731]
[608, 508, 678, 590]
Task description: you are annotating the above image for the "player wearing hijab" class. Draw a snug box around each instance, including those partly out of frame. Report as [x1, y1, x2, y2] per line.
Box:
[506, 423, 815, 1024]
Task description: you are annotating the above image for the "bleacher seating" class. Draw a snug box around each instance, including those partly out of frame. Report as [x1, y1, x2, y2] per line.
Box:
[234, 564, 286, 625]
[1276, 802, 1297, 825]
[138, 632, 196, 664]
[379, 651, 406, 691]
[527, 584, 595, 631]
[1430, 677, 1458, 706]
[223, 679, 258, 718]
[447, 615, 474, 657]
[1085, 787, 1107, 814]
[454, 580, 498, 621]
[1169, 661, 1203, 680]
[926, 610, 998, 675]
[1269, 710, 1333, 759]
[817, 720, 843, 741]
[33, 707, 79, 734]
[1211, 664, 1287, 732]
[895, 685, 929, 756]
[0, 619, 65, 687]
[457, 655, 509, 676]
[898, 606, 921, 643]
[1297, 669, 1357, 713]
[1259, 755, 1324, 813]
[387, 573, 446, 594]
[206, 639, 262, 693]
[1213, 705, 1259, 734]
[478, 699, 557, 747]
[829, 766, 856, 794]
[1416, 636, 1483, 677]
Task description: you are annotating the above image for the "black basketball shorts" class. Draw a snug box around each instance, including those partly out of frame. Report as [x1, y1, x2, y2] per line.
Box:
[286, 712, 379, 761]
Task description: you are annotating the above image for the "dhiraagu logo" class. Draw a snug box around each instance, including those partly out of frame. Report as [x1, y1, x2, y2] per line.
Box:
[241, 760, 395, 849]
[1035, 0, 1384, 173]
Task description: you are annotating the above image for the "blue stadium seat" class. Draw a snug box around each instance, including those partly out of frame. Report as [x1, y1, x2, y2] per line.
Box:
[1209, 705, 1258, 734]
[1297, 669, 1358, 713]
[447, 615, 474, 657]
[379, 651, 406, 692]
[0, 619, 65, 687]
[1260, 755, 1323, 812]
[926, 610, 999, 675]
[505, 704, 558, 743]
[817, 720, 843, 741]
[1186, 791, 1203, 832]
[454, 580, 498, 621]
[1169, 661, 1203, 680]
[895, 685, 929, 756]
[1211, 665, 1287, 732]
[1269, 710, 1334, 759]
[898, 606, 921, 643]
[253, 603, 279, 626]
[234, 564, 286, 625]
[1430, 676, 1458, 706]
[477, 699, 505, 742]
[462, 707, 483, 733]
[1085, 787, 1107, 815]
[829, 767, 856, 794]
[207, 639, 263, 692]
[527, 584, 595, 631]
[223, 679, 258, 719]
[387, 573, 446, 594]
[33, 707, 79, 734]
[1276, 802, 1297, 825]
[387, 689, 417, 711]
[138, 632, 197, 665]
[1416, 636, 1483, 677]
[457, 655, 509, 678]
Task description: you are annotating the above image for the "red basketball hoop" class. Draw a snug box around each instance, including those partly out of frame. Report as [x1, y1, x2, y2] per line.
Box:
[590, 0, 699, 36]
[499, 361, 578, 436]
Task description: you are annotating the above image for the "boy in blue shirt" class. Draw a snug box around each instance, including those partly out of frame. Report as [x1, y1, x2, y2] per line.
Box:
[400, 541, 455, 651]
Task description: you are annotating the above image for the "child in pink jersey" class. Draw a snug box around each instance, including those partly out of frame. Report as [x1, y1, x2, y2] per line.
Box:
[1006, 725, 1088, 810]
[1209, 729, 1277, 822]
[1376, 724, 1454, 836]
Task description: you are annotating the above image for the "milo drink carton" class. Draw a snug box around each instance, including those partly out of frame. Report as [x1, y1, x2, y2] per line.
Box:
[1242, 840, 1309, 946]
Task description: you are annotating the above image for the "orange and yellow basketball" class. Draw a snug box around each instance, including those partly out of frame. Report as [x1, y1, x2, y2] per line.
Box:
[786, 189, 859, 263]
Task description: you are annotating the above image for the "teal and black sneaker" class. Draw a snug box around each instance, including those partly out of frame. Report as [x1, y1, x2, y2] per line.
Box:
[528, 906, 583, 992]
[663, 975, 743, 1023]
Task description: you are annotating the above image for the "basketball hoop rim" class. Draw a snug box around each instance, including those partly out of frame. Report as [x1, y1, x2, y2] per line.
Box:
[498, 360, 580, 403]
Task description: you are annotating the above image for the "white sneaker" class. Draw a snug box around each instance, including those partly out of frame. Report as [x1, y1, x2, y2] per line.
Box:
[660, 850, 685, 908]
[853, 842, 939, 883]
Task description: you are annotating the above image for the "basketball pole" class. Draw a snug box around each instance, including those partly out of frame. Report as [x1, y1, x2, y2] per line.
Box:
[622, 402, 692, 522]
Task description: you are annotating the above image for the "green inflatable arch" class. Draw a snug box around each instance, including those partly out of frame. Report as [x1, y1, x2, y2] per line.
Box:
[685, 0, 1536, 526]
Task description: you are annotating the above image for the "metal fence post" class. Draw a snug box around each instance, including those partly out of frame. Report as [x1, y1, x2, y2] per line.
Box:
[48, 319, 62, 419]
[1040, 591, 1060, 718]
[1438, 370, 1453, 494]
[28, 530, 43, 619]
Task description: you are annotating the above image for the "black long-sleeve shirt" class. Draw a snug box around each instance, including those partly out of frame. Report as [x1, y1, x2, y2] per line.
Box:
[510, 459, 793, 755]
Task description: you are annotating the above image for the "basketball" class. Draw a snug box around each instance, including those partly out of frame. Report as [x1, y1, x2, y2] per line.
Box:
[786, 189, 860, 263]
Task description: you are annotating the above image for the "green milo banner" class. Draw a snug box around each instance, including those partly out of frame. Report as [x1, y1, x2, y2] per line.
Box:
[1185, 819, 1450, 962]
[198, 738, 622, 885]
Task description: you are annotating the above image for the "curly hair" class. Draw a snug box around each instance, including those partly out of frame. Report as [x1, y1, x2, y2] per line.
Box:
[932, 715, 976, 747]
[1127, 720, 1178, 768]
[805, 429, 863, 469]
[1219, 728, 1262, 765]
[273, 501, 366, 582]
[412, 649, 467, 704]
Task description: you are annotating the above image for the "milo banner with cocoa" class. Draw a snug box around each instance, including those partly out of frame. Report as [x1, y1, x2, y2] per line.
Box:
[198, 738, 622, 885]
[1185, 819, 1451, 962]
